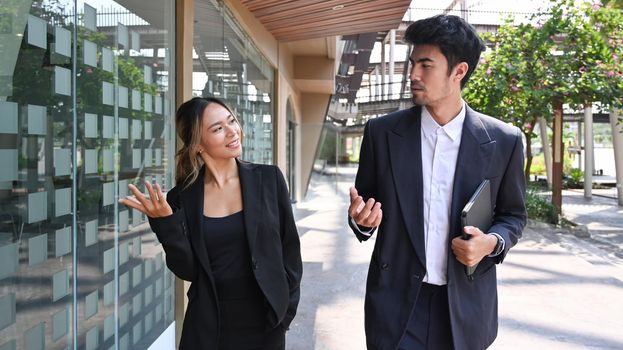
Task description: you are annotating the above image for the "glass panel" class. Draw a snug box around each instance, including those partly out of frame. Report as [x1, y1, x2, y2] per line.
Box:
[193, 2, 275, 165]
[0, 2, 75, 349]
[0, 0, 175, 349]
[74, 1, 176, 349]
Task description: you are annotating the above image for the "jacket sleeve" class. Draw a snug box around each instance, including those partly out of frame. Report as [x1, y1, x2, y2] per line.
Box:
[148, 188, 198, 281]
[274, 166, 303, 329]
[348, 120, 378, 241]
[489, 127, 527, 263]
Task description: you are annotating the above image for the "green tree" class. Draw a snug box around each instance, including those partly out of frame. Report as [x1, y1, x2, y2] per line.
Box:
[464, 0, 623, 179]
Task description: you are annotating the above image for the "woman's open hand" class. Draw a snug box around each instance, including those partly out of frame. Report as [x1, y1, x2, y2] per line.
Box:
[119, 181, 173, 218]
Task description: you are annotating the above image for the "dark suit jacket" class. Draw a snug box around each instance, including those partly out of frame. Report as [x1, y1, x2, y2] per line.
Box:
[149, 161, 302, 349]
[349, 105, 526, 350]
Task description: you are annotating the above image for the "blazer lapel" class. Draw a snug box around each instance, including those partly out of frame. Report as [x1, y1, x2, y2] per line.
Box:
[449, 106, 496, 239]
[388, 106, 426, 268]
[180, 167, 216, 285]
[238, 160, 262, 254]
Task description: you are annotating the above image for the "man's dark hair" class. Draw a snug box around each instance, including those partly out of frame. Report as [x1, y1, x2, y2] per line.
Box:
[404, 15, 485, 89]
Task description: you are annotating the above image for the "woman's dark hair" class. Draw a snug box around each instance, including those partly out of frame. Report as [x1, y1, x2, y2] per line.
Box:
[404, 15, 485, 88]
[175, 97, 241, 187]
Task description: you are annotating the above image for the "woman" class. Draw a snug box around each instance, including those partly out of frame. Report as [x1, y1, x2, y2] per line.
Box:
[120, 97, 302, 349]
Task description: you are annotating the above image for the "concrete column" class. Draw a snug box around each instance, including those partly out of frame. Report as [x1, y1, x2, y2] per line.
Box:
[381, 43, 386, 100]
[174, 0, 194, 346]
[538, 117, 553, 189]
[610, 110, 623, 206]
[584, 104, 593, 198]
[389, 29, 395, 99]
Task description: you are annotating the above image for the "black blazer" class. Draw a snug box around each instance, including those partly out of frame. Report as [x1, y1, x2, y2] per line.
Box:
[149, 161, 302, 349]
[349, 105, 526, 350]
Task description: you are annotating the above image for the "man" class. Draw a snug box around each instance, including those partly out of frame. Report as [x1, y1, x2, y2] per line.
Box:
[347, 15, 526, 350]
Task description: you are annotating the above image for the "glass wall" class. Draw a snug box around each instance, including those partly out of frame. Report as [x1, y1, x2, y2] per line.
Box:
[192, 0, 274, 165]
[0, 0, 176, 349]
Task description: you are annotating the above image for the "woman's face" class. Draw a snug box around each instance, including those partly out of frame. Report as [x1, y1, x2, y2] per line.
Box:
[198, 103, 242, 160]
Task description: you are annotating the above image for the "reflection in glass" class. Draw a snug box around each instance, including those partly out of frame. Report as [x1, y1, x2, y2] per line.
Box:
[193, 2, 274, 165]
[0, 1, 175, 349]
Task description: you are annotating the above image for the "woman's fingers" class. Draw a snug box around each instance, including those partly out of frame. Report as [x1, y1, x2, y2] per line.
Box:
[120, 181, 173, 218]
[119, 196, 145, 214]
[128, 183, 151, 210]
[155, 183, 165, 203]
[145, 181, 159, 205]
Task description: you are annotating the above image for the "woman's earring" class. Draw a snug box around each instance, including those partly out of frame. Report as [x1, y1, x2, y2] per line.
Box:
[198, 149, 203, 154]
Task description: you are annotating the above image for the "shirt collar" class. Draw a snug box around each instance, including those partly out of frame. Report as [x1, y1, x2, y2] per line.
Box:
[421, 101, 466, 141]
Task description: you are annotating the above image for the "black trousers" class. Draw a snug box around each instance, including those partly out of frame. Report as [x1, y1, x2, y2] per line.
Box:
[398, 283, 454, 350]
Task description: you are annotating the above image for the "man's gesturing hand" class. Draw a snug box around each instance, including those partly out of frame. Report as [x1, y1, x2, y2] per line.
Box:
[119, 181, 173, 218]
[348, 187, 382, 229]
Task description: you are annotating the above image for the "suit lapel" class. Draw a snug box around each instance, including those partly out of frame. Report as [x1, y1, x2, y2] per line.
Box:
[388, 106, 426, 268]
[449, 106, 496, 239]
[238, 160, 261, 254]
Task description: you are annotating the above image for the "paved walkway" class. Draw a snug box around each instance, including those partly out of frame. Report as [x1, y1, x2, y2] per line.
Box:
[286, 168, 623, 350]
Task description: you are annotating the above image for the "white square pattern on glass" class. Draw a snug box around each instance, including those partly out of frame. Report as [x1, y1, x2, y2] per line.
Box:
[119, 86, 129, 108]
[0, 101, 18, 134]
[0, 149, 18, 182]
[54, 26, 71, 57]
[103, 149, 113, 172]
[85, 219, 98, 247]
[0, 243, 18, 280]
[102, 47, 113, 72]
[103, 181, 114, 206]
[54, 148, 71, 176]
[83, 40, 97, 67]
[83, 4, 96, 31]
[85, 149, 97, 174]
[27, 15, 46, 49]
[119, 117, 129, 139]
[28, 191, 47, 224]
[54, 66, 71, 96]
[55, 227, 71, 257]
[132, 89, 141, 110]
[27, 105, 46, 135]
[55, 188, 71, 217]
[84, 113, 97, 138]
[102, 82, 114, 106]
[28, 234, 48, 267]
[103, 115, 114, 139]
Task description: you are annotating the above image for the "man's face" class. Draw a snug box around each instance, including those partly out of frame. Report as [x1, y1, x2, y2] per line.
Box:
[408, 44, 462, 108]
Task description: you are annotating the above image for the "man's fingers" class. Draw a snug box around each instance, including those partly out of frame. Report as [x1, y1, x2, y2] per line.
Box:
[349, 187, 358, 202]
[362, 202, 382, 227]
[348, 196, 363, 217]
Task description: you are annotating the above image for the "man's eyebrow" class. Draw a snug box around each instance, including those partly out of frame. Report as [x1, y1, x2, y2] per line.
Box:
[416, 57, 434, 63]
[409, 57, 434, 63]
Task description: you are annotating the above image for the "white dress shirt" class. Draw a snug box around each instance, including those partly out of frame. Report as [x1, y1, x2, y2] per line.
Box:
[351, 102, 505, 285]
[420, 103, 465, 285]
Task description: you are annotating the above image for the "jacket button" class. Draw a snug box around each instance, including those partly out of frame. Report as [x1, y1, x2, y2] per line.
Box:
[381, 263, 389, 270]
[412, 274, 420, 280]
[252, 259, 258, 269]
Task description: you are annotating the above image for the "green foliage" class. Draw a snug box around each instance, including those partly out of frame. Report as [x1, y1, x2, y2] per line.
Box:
[564, 168, 584, 188]
[526, 184, 559, 224]
[464, 0, 623, 179]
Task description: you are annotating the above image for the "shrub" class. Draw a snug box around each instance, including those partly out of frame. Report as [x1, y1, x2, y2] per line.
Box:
[525, 183, 559, 224]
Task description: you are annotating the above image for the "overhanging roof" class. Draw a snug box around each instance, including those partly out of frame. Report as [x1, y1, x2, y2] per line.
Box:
[240, 0, 411, 42]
